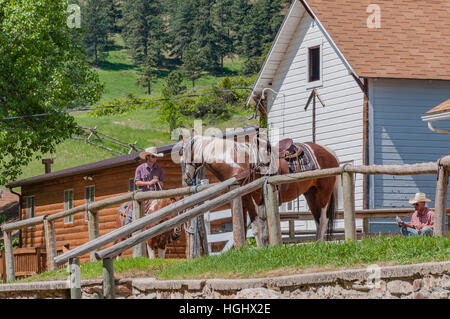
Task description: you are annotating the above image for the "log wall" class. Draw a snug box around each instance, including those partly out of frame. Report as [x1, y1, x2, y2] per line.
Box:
[19, 155, 225, 263]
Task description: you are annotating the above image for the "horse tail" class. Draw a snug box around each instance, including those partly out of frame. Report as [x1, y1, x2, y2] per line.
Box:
[326, 175, 339, 241]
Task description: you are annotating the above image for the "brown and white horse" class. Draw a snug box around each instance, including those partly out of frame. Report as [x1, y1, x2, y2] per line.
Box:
[179, 134, 339, 242]
[116, 197, 183, 258]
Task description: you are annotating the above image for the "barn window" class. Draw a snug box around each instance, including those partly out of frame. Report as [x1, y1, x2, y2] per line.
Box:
[129, 178, 136, 192]
[64, 189, 74, 224]
[308, 46, 321, 82]
[26, 196, 35, 219]
[85, 186, 95, 221]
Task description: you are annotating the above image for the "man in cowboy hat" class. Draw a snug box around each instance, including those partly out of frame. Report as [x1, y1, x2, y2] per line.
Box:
[396, 192, 434, 236]
[134, 147, 165, 191]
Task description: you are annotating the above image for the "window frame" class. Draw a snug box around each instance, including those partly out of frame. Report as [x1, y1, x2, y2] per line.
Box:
[26, 196, 35, 219]
[64, 189, 74, 224]
[129, 178, 136, 192]
[305, 39, 323, 89]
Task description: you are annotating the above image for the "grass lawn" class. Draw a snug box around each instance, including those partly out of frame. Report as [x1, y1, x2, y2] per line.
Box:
[14, 235, 450, 283]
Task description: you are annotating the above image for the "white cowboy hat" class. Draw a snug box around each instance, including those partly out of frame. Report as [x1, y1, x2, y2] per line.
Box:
[139, 147, 164, 160]
[408, 192, 432, 205]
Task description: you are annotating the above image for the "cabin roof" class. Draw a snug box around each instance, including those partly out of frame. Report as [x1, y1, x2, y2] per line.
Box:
[7, 126, 259, 189]
[251, 0, 450, 99]
[426, 99, 450, 115]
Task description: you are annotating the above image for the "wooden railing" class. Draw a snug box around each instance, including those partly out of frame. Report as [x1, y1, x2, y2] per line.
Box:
[1, 155, 449, 299]
[0, 181, 221, 282]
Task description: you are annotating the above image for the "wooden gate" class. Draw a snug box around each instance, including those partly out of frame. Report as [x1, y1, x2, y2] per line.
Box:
[0, 247, 46, 282]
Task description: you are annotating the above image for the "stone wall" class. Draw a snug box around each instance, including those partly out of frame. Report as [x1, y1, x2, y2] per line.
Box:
[0, 261, 449, 299]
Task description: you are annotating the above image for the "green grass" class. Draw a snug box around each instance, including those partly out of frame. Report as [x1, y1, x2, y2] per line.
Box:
[97, 34, 245, 102]
[16, 257, 182, 283]
[13, 235, 450, 283]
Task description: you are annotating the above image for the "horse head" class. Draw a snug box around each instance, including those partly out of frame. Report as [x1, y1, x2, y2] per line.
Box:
[179, 134, 206, 186]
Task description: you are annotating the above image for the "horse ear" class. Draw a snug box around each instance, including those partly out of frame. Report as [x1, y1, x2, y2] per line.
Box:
[179, 134, 188, 143]
[191, 129, 198, 136]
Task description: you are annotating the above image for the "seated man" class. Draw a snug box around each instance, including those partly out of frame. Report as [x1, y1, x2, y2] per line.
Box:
[396, 193, 434, 236]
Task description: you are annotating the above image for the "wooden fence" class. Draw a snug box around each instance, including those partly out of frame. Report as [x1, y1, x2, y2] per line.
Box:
[1, 155, 449, 298]
[0, 248, 45, 282]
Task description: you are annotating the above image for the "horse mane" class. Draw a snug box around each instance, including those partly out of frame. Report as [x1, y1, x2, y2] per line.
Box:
[190, 135, 278, 174]
[191, 135, 253, 168]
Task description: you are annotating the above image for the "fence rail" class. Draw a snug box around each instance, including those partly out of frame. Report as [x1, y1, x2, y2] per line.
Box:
[1, 155, 449, 298]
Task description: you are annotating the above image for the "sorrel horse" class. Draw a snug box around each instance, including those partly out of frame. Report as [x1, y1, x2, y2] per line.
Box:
[178, 134, 339, 242]
[116, 197, 183, 258]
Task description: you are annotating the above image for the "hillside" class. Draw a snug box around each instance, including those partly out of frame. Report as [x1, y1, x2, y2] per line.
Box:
[9, 36, 257, 187]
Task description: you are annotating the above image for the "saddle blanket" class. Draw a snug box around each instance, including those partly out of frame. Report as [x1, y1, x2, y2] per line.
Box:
[286, 143, 320, 173]
[124, 199, 159, 225]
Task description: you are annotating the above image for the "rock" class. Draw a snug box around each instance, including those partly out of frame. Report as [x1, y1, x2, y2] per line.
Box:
[171, 292, 184, 299]
[414, 291, 430, 299]
[423, 275, 440, 291]
[235, 288, 282, 299]
[440, 275, 450, 290]
[387, 280, 413, 295]
[412, 279, 422, 291]
[429, 288, 449, 299]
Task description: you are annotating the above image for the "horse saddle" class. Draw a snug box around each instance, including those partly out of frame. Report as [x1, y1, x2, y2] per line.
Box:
[277, 138, 303, 159]
[276, 139, 319, 174]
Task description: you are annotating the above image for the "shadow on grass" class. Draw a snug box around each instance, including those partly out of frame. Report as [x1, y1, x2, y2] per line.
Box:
[97, 60, 138, 72]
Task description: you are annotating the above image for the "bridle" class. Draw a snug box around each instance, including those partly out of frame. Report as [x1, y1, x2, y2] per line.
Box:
[181, 136, 205, 186]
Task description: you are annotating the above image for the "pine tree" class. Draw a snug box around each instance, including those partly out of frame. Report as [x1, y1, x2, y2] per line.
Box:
[212, 0, 234, 71]
[194, 0, 221, 72]
[80, 0, 114, 65]
[182, 42, 206, 88]
[136, 55, 157, 95]
[229, 0, 251, 55]
[168, 0, 197, 61]
[121, 0, 166, 66]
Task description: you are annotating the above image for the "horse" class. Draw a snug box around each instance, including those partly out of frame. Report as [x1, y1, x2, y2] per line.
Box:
[178, 133, 340, 242]
[116, 197, 184, 258]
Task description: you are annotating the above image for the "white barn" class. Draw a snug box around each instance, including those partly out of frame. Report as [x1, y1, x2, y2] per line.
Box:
[249, 0, 450, 233]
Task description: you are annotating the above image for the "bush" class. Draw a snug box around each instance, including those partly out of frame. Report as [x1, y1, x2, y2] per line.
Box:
[87, 94, 154, 117]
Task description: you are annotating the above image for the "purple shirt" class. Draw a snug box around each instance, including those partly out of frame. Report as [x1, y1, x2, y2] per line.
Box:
[134, 163, 164, 191]
[411, 207, 434, 228]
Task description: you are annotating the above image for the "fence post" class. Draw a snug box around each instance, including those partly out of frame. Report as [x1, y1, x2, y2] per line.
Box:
[103, 258, 115, 299]
[3, 230, 15, 282]
[363, 218, 370, 237]
[264, 183, 282, 246]
[231, 185, 246, 249]
[132, 199, 146, 258]
[69, 257, 81, 299]
[342, 171, 356, 241]
[256, 205, 269, 246]
[434, 165, 448, 237]
[43, 218, 57, 271]
[289, 220, 295, 240]
[88, 209, 100, 261]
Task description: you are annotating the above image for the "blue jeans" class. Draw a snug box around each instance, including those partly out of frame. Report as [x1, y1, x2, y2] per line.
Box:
[400, 226, 433, 237]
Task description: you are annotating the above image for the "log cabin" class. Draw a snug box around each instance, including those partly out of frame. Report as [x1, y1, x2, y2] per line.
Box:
[6, 127, 259, 263]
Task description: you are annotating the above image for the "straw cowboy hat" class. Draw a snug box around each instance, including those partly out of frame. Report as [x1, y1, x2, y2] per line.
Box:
[139, 147, 164, 160]
[408, 192, 432, 205]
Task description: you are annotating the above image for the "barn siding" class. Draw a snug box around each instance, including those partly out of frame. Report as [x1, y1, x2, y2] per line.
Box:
[266, 12, 365, 229]
[369, 78, 450, 210]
